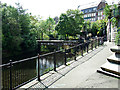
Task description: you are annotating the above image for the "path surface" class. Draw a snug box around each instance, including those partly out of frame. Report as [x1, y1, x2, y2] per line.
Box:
[19, 42, 119, 89]
[49, 42, 119, 88]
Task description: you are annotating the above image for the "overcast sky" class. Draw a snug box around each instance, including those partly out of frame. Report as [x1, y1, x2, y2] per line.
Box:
[1, 0, 119, 20]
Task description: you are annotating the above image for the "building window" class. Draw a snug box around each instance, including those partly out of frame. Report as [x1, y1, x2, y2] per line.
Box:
[93, 7, 97, 11]
[84, 14, 87, 18]
[93, 13, 96, 16]
[89, 8, 92, 12]
[98, 17, 100, 20]
[85, 10, 88, 13]
[91, 14, 92, 17]
[87, 14, 89, 17]
[98, 17, 102, 20]
[98, 11, 101, 16]
[101, 11, 103, 15]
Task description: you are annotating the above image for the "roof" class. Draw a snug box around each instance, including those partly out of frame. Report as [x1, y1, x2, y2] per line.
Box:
[78, 0, 116, 10]
[78, 0, 101, 10]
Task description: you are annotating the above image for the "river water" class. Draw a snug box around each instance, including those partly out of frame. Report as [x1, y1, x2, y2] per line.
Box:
[2, 51, 66, 89]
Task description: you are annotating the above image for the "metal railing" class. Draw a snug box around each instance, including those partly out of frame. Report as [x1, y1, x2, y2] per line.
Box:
[0, 37, 104, 90]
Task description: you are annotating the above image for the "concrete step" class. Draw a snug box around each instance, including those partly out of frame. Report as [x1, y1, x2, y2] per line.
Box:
[100, 62, 120, 76]
[107, 54, 120, 64]
[110, 46, 120, 53]
[97, 68, 120, 79]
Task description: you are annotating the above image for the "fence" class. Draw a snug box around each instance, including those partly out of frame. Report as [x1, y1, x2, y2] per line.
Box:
[0, 37, 104, 90]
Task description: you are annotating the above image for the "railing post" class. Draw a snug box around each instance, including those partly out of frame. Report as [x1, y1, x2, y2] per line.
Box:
[91, 40, 93, 50]
[74, 47, 77, 61]
[81, 44, 83, 56]
[101, 37, 104, 45]
[95, 39, 97, 48]
[9, 60, 12, 90]
[37, 54, 40, 81]
[54, 50, 56, 71]
[64, 49, 67, 66]
[38, 42, 41, 55]
[97, 38, 99, 46]
[87, 42, 89, 53]
[79, 44, 81, 53]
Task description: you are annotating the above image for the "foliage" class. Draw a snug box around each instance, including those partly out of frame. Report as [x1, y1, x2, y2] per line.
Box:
[115, 28, 120, 45]
[96, 19, 107, 36]
[66, 9, 84, 35]
[2, 1, 110, 60]
[85, 21, 91, 33]
[103, 4, 111, 19]
[91, 22, 98, 36]
[104, 3, 120, 43]
[2, 2, 59, 60]
[68, 36, 74, 40]
[46, 16, 55, 35]
[54, 16, 59, 24]
[55, 13, 69, 39]
[103, 4, 119, 27]
[2, 3, 37, 57]
[55, 9, 84, 39]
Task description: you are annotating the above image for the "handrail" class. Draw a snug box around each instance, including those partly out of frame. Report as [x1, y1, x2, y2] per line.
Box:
[1, 37, 104, 90]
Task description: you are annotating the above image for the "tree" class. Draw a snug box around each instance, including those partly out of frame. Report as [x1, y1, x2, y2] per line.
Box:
[103, 4, 112, 19]
[96, 19, 107, 36]
[39, 20, 49, 40]
[54, 16, 59, 24]
[46, 16, 55, 35]
[2, 3, 37, 58]
[66, 9, 84, 36]
[55, 13, 69, 39]
[2, 3, 22, 53]
[16, 3, 36, 51]
[55, 9, 84, 39]
[91, 22, 98, 36]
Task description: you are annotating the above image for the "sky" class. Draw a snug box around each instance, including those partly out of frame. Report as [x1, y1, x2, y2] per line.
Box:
[0, 0, 119, 20]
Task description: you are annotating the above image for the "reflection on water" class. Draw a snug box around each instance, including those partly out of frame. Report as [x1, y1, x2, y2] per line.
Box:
[2, 52, 65, 89]
[37, 52, 64, 75]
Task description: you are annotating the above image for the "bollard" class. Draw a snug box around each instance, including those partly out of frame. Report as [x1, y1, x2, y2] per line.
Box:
[9, 60, 12, 90]
[37, 54, 40, 81]
[54, 50, 56, 71]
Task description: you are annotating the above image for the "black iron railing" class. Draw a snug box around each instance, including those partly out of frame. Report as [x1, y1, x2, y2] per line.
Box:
[0, 37, 104, 90]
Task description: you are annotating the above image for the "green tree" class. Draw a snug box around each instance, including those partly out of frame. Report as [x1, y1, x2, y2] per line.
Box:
[2, 3, 22, 54]
[46, 16, 55, 35]
[55, 9, 84, 39]
[103, 4, 112, 19]
[96, 19, 107, 36]
[2, 3, 37, 57]
[39, 20, 49, 40]
[55, 13, 69, 39]
[91, 22, 98, 36]
[66, 9, 84, 36]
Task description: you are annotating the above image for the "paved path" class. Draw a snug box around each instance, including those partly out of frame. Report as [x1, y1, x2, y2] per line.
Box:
[19, 42, 119, 89]
[49, 42, 119, 88]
